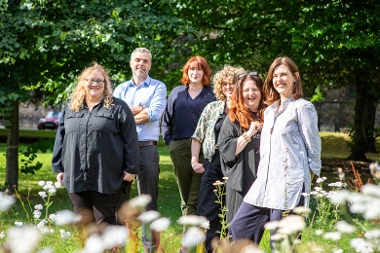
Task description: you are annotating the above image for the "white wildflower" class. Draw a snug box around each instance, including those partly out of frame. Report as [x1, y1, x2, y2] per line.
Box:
[34, 204, 43, 210]
[316, 178, 325, 184]
[328, 182, 344, 188]
[54, 182, 62, 188]
[315, 229, 323, 235]
[240, 245, 264, 253]
[150, 217, 171, 232]
[38, 181, 46, 186]
[128, 194, 152, 210]
[328, 189, 350, 205]
[350, 238, 373, 253]
[0, 192, 16, 210]
[6, 226, 42, 253]
[292, 206, 311, 215]
[264, 221, 280, 231]
[54, 210, 81, 225]
[48, 188, 57, 195]
[60, 229, 71, 239]
[14, 221, 24, 227]
[178, 215, 209, 227]
[36, 248, 53, 253]
[335, 220, 356, 234]
[276, 215, 305, 235]
[270, 233, 286, 241]
[362, 184, 380, 198]
[324, 231, 341, 241]
[365, 229, 380, 240]
[0, 231, 5, 238]
[38, 191, 47, 198]
[82, 233, 104, 253]
[138, 210, 160, 223]
[49, 214, 57, 221]
[102, 225, 128, 249]
[34, 210, 42, 219]
[182, 227, 206, 248]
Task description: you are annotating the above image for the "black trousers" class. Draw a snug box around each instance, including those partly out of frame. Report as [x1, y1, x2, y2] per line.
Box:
[68, 188, 122, 225]
[197, 150, 224, 253]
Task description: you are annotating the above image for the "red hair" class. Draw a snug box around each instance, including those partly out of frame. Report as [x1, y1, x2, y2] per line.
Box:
[228, 74, 266, 130]
[181, 56, 212, 86]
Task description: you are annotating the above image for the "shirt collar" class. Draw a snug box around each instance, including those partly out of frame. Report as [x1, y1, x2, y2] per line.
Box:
[128, 76, 151, 87]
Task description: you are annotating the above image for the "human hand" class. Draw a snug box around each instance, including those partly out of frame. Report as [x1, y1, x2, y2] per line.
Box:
[247, 121, 262, 137]
[56, 172, 64, 184]
[123, 172, 136, 182]
[192, 162, 205, 174]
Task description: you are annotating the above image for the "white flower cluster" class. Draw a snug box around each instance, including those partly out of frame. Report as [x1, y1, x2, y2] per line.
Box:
[178, 215, 209, 248]
[81, 225, 129, 253]
[0, 191, 16, 211]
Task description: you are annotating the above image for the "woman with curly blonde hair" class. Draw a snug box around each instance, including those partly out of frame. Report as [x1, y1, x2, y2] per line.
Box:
[191, 65, 244, 252]
[52, 62, 139, 225]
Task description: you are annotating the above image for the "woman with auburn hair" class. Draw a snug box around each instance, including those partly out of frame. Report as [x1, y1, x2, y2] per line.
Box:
[162, 56, 216, 216]
[191, 65, 244, 252]
[228, 57, 321, 249]
[52, 62, 139, 225]
[217, 72, 266, 224]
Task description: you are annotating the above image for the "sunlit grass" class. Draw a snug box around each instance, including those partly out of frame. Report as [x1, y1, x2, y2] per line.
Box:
[1, 132, 380, 252]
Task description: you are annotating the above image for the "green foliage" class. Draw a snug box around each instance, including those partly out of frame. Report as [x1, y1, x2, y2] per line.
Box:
[19, 138, 55, 175]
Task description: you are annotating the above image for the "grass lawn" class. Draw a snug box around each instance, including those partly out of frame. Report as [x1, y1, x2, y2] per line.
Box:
[0, 131, 379, 252]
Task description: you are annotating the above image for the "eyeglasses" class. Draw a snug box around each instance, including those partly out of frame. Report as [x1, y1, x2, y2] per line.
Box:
[86, 79, 105, 84]
[237, 71, 259, 79]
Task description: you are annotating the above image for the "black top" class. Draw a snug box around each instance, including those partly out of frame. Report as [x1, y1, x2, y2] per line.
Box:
[52, 97, 139, 194]
[161, 85, 216, 145]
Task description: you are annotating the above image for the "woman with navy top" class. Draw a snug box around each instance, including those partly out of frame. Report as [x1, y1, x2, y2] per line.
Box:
[161, 56, 216, 216]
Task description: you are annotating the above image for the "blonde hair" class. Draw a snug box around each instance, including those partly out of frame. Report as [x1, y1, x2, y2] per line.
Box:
[69, 62, 113, 112]
[213, 65, 245, 101]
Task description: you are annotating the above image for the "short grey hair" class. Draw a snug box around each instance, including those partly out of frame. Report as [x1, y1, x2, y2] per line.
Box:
[130, 47, 152, 61]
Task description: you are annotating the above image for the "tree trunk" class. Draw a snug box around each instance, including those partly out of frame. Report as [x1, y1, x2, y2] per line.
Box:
[364, 96, 379, 153]
[5, 100, 19, 195]
[347, 84, 375, 161]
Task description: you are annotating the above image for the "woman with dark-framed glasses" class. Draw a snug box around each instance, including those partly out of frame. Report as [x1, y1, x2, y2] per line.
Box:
[217, 71, 267, 225]
[52, 62, 139, 225]
[228, 57, 321, 248]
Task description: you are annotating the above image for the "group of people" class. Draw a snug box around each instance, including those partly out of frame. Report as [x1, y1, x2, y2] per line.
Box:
[52, 47, 321, 253]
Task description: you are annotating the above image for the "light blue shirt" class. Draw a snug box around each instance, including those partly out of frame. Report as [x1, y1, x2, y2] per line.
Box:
[244, 97, 321, 210]
[113, 76, 167, 141]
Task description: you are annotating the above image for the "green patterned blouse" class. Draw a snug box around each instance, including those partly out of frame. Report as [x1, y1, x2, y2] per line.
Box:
[192, 100, 225, 161]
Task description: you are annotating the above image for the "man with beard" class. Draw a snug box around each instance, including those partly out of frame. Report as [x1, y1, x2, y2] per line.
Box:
[114, 47, 167, 252]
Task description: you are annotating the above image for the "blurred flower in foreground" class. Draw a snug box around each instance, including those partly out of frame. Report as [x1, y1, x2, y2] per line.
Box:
[52, 209, 82, 226]
[81, 225, 128, 253]
[181, 226, 206, 252]
[5, 226, 42, 253]
[0, 191, 16, 210]
[150, 217, 171, 232]
[178, 215, 210, 230]
[369, 162, 380, 179]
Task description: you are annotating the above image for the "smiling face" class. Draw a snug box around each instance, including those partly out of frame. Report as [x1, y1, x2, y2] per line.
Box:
[272, 64, 298, 100]
[130, 51, 151, 79]
[222, 80, 236, 99]
[242, 79, 262, 112]
[188, 63, 205, 86]
[84, 71, 105, 101]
